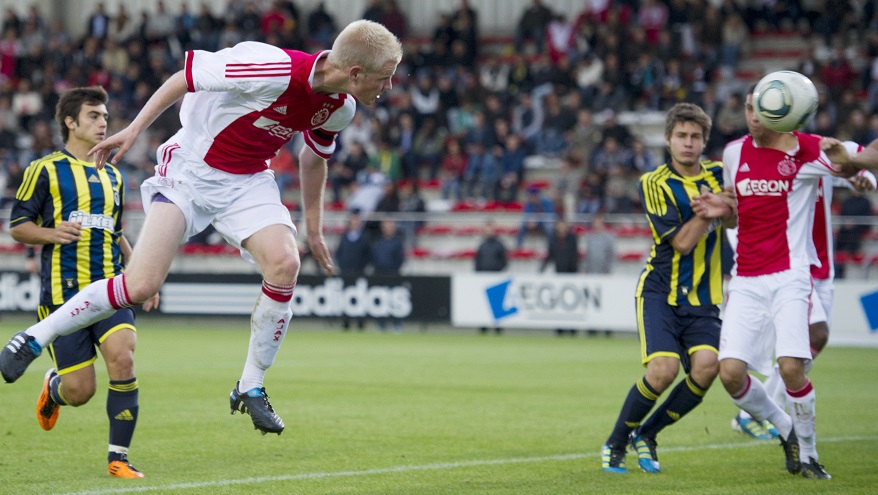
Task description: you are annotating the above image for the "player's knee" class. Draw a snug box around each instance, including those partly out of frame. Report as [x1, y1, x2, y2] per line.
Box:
[61, 382, 96, 406]
[809, 322, 829, 351]
[264, 254, 300, 284]
[645, 362, 678, 392]
[104, 351, 135, 378]
[777, 358, 806, 387]
[718, 360, 745, 393]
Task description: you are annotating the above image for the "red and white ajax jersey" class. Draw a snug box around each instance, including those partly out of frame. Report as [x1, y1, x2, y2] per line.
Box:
[722, 132, 860, 277]
[176, 42, 356, 174]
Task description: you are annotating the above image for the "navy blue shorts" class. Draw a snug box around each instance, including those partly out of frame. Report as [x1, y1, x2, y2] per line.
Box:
[40, 306, 136, 375]
[634, 295, 720, 373]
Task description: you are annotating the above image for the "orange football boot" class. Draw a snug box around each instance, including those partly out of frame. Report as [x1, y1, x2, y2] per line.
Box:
[108, 456, 144, 479]
[36, 369, 59, 431]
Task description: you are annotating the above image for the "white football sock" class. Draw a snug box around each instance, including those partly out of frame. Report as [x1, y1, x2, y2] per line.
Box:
[238, 293, 292, 392]
[788, 385, 818, 461]
[763, 364, 786, 411]
[27, 278, 118, 347]
[731, 375, 793, 438]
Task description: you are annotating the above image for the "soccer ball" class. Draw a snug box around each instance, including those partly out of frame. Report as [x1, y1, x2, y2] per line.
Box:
[753, 70, 819, 132]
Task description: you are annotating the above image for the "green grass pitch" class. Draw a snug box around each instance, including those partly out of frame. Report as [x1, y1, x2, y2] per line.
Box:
[1, 314, 877, 494]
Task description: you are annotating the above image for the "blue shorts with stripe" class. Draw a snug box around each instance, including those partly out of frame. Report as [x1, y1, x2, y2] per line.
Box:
[40, 306, 137, 375]
[635, 295, 720, 373]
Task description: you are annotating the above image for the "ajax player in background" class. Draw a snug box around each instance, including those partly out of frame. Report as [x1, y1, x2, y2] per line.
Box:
[1, 20, 402, 436]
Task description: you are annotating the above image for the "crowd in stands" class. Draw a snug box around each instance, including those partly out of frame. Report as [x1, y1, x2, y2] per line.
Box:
[0, 0, 876, 262]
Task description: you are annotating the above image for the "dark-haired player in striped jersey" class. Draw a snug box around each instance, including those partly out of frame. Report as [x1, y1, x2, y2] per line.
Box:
[8, 86, 158, 478]
[602, 103, 737, 474]
[1, 20, 402, 437]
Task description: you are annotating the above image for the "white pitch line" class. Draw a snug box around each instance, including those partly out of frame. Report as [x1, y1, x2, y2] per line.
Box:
[55, 435, 878, 495]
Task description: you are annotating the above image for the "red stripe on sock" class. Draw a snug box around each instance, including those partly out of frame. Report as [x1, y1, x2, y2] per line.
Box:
[262, 281, 295, 302]
[107, 276, 132, 309]
[732, 375, 751, 400]
[787, 380, 813, 398]
[810, 346, 821, 359]
[107, 277, 118, 308]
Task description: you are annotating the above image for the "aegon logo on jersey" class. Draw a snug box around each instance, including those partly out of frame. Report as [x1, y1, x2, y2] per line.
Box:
[736, 178, 790, 196]
[68, 210, 114, 231]
[253, 116, 298, 139]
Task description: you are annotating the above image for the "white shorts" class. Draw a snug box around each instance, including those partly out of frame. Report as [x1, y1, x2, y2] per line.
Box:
[719, 267, 812, 375]
[141, 141, 296, 263]
[809, 277, 833, 325]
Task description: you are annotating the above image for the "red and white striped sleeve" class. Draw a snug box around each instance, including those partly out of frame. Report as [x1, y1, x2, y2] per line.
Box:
[303, 95, 356, 159]
[184, 41, 291, 95]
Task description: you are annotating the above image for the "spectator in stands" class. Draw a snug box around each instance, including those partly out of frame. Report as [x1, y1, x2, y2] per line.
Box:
[720, 13, 747, 72]
[381, 0, 407, 41]
[11, 79, 42, 131]
[331, 141, 369, 204]
[629, 138, 657, 173]
[398, 180, 426, 249]
[144, 0, 175, 44]
[540, 219, 579, 274]
[410, 73, 439, 127]
[591, 136, 632, 177]
[371, 219, 405, 332]
[582, 214, 615, 274]
[339, 110, 375, 158]
[474, 220, 508, 335]
[86, 2, 110, 39]
[576, 171, 604, 216]
[575, 52, 604, 101]
[822, 45, 858, 102]
[511, 92, 543, 150]
[392, 113, 417, 178]
[546, 14, 576, 63]
[599, 110, 633, 147]
[270, 143, 297, 200]
[536, 92, 575, 156]
[835, 188, 874, 279]
[412, 117, 446, 179]
[711, 92, 747, 155]
[0, 159, 22, 209]
[480, 57, 510, 95]
[463, 142, 498, 201]
[335, 211, 371, 331]
[307, 2, 337, 49]
[516, 185, 555, 248]
[0, 112, 17, 159]
[439, 137, 467, 202]
[514, 0, 553, 53]
[370, 138, 402, 182]
[506, 54, 534, 96]
[498, 134, 527, 202]
[362, 0, 384, 23]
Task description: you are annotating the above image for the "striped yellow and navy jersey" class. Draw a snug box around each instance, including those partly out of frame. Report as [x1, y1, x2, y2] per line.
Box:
[10, 150, 126, 307]
[635, 160, 724, 307]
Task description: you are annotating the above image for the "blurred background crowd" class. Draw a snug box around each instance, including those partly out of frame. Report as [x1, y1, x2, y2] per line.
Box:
[0, 0, 876, 276]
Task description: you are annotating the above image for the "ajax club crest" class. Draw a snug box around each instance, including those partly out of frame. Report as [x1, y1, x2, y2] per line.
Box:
[311, 108, 330, 126]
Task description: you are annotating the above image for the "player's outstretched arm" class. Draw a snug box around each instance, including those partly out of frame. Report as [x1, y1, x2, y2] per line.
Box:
[819, 136, 878, 175]
[298, 146, 334, 275]
[89, 71, 189, 169]
[848, 138, 878, 170]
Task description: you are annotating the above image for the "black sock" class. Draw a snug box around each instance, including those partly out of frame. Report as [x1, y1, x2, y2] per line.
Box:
[107, 377, 139, 463]
[606, 377, 660, 447]
[639, 375, 708, 440]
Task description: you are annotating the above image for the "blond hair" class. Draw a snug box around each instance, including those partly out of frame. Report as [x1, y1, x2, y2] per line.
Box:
[327, 20, 402, 73]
